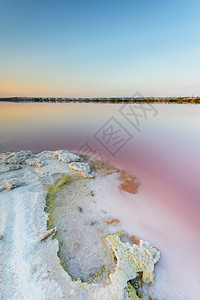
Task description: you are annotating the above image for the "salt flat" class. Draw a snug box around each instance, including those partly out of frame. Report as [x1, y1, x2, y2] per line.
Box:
[0, 150, 159, 300]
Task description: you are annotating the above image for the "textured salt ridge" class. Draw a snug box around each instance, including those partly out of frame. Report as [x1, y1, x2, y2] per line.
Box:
[0, 150, 160, 300]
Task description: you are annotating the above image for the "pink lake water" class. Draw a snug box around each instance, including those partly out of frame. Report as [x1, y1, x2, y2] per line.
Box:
[0, 102, 200, 299]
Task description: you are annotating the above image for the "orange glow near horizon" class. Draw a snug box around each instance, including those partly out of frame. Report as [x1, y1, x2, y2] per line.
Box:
[0, 78, 116, 99]
[0, 80, 79, 98]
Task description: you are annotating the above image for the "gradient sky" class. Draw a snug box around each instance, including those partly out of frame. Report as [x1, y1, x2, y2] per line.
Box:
[0, 0, 200, 98]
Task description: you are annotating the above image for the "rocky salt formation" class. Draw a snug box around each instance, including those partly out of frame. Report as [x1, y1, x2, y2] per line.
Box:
[55, 150, 80, 163]
[0, 150, 160, 300]
[69, 162, 94, 178]
[0, 150, 32, 164]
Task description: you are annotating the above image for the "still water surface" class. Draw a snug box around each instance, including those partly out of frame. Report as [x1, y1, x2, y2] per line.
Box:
[0, 102, 200, 298]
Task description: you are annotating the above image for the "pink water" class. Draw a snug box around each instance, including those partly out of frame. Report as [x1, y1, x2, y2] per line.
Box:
[0, 102, 200, 298]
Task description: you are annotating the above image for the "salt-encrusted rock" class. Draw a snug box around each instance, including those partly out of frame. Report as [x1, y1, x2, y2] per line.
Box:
[8, 165, 22, 171]
[25, 158, 45, 168]
[34, 160, 72, 177]
[69, 162, 94, 178]
[5, 179, 26, 190]
[0, 150, 33, 164]
[0, 179, 26, 191]
[55, 150, 80, 163]
[105, 230, 160, 299]
[0, 165, 22, 174]
[36, 151, 57, 160]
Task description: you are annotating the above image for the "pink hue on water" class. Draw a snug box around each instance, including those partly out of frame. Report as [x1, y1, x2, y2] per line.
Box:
[0, 102, 200, 298]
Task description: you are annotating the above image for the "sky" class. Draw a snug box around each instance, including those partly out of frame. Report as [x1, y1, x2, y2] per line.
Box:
[0, 0, 200, 98]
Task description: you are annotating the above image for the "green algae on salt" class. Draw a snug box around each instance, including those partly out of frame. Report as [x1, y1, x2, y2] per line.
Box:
[45, 174, 82, 229]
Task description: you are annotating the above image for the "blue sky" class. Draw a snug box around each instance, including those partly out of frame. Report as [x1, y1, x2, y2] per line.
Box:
[0, 0, 200, 97]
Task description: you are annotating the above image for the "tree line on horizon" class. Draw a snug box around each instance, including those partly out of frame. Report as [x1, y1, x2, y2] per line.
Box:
[0, 97, 200, 104]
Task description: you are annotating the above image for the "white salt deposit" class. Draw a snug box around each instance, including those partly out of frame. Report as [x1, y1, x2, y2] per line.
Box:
[0, 150, 160, 300]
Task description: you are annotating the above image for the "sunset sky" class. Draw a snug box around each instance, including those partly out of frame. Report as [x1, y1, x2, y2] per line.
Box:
[0, 0, 200, 98]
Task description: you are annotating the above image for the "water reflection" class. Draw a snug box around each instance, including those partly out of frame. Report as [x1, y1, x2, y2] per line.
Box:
[0, 102, 200, 297]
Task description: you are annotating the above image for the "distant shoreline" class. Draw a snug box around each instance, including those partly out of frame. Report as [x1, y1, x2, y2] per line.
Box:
[0, 97, 200, 104]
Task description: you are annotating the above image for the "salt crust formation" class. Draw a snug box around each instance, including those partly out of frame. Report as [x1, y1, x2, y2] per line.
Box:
[0, 150, 160, 300]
